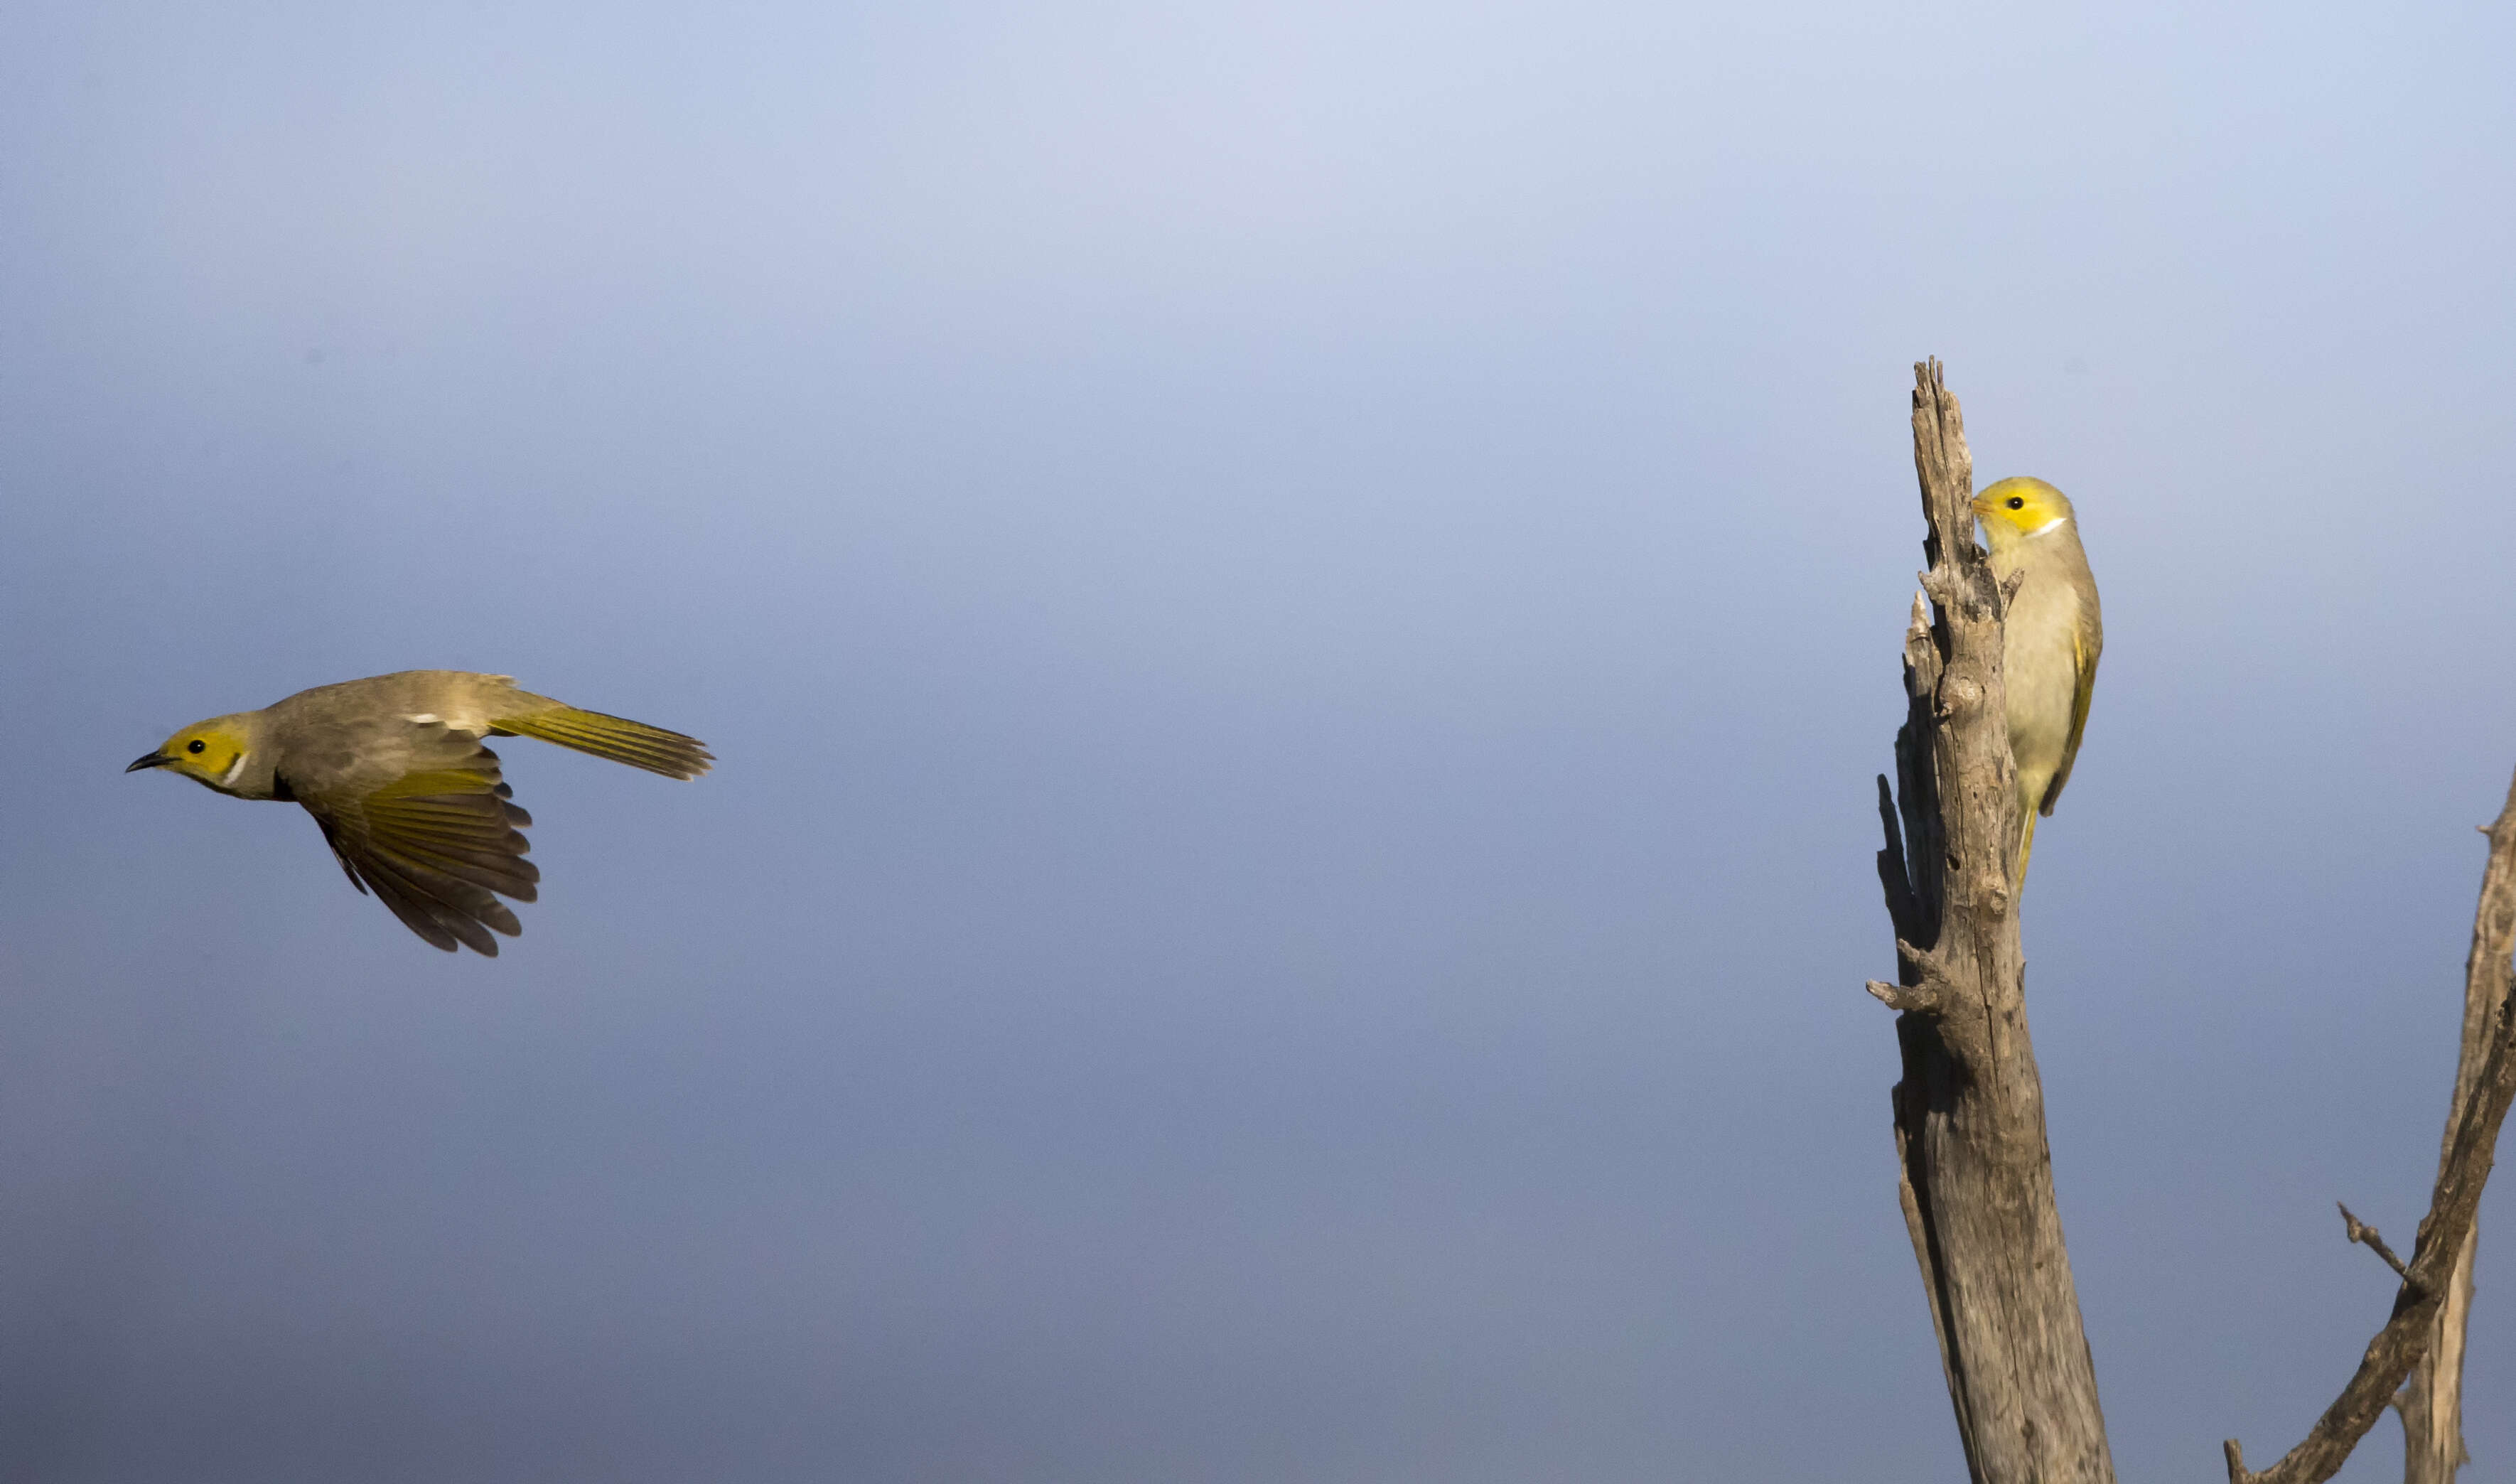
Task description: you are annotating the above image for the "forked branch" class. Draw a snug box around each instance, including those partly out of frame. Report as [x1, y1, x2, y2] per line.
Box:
[2224, 768, 2516, 1484]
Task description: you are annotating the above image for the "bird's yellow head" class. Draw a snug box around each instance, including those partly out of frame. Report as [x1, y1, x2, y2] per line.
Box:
[127, 716, 262, 794]
[1973, 477, 2077, 554]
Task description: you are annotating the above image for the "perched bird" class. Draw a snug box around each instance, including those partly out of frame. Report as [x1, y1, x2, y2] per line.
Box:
[127, 671, 711, 955]
[1972, 477, 2102, 887]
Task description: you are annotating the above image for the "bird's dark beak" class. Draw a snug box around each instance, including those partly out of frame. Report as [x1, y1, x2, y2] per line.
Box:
[127, 751, 174, 773]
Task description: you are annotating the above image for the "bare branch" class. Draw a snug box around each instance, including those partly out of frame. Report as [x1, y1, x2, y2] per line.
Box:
[2401, 770, 2516, 1481]
[2337, 1203, 2412, 1283]
[2225, 767, 2516, 1484]
[1876, 361, 2113, 1481]
[1867, 979, 1941, 1014]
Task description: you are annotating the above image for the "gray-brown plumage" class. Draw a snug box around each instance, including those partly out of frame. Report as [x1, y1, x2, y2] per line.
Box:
[127, 671, 711, 955]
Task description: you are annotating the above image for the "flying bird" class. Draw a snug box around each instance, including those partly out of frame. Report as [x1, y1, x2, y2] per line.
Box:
[1972, 477, 2102, 887]
[128, 671, 711, 955]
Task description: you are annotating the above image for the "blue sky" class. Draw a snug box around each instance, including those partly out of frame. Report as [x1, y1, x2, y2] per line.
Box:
[4, 2, 2514, 1479]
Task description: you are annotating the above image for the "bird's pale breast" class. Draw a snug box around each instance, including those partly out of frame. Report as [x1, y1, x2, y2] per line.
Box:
[1998, 564, 2085, 795]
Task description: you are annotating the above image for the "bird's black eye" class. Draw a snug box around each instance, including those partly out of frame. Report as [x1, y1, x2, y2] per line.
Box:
[2006, 497, 2024, 510]
[186, 739, 207, 754]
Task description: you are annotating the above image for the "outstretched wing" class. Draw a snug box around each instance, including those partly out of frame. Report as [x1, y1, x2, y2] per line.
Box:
[2038, 624, 2101, 817]
[289, 722, 540, 955]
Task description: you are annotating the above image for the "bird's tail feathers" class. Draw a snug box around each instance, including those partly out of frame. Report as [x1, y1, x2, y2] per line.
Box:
[495, 705, 714, 780]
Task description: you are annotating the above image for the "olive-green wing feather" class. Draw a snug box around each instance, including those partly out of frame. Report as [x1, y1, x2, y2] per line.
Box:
[489, 703, 711, 780]
[2038, 625, 2101, 817]
[294, 728, 540, 955]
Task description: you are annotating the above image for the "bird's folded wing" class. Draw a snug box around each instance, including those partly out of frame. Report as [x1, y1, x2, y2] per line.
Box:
[299, 736, 540, 955]
[2039, 628, 2100, 817]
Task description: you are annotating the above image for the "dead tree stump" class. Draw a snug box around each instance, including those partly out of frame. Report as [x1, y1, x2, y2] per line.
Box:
[1871, 360, 2115, 1484]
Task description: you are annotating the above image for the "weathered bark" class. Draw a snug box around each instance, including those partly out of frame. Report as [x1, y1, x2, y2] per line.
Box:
[2396, 1235, 2475, 1483]
[2223, 770, 2516, 1484]
[2396, 771, 2516, 1481]
[1870, 360, 2116, 1483]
